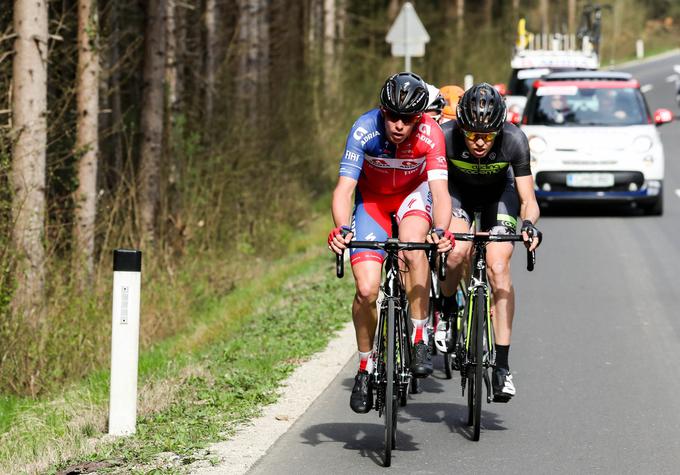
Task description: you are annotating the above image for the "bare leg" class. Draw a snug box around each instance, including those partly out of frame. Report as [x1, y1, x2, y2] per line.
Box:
[486, 242, 514, 346]
[351, 260, 383, 352]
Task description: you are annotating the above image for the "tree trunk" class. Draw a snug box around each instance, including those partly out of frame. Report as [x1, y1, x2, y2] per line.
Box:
[74, 0, 99, 278]
[138, 0, 166, 245]
[257, 0, 269, 115]
[540, 0, 548, 34]
[568, 0, 576, 35]
[335, 0, 346, 76]
[105, 2, 124, 191]
[203, 0, 216, 124]
[387, 0, 400, 22]
[11, 0, 48, 324]
[166, 0, 179, 113]
[323, 0, 335, 93]
[456, 0, 464, 45]
[483, 0, 493, 28]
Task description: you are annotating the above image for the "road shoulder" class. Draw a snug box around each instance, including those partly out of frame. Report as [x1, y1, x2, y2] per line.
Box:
[190, 321, 356, 474]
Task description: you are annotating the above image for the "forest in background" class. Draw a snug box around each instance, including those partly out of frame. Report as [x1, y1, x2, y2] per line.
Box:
[0, 0, 679, 397]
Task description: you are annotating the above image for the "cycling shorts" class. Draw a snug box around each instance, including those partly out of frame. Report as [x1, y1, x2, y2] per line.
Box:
[350, 181, 432, 265]
[450, 176, 519, 235]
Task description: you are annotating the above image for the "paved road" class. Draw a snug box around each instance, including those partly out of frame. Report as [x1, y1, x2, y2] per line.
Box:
[249, 53, 680, 474]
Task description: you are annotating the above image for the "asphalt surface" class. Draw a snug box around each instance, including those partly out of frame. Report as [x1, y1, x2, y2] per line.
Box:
[248, 52, 680, 474]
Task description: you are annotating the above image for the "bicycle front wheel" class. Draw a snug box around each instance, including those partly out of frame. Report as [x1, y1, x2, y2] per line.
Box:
[384, 298, 397, 466]
[471, 286, 485, 441]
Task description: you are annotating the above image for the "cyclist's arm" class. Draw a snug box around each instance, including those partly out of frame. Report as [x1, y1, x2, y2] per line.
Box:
[429, 179, 451, 232]
[332, 176, 357, 229]
[423, 116, 451, 231]
[516, 175, 539, 225]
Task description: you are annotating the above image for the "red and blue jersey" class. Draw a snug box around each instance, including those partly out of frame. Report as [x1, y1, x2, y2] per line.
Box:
[339, 109, 448, 195]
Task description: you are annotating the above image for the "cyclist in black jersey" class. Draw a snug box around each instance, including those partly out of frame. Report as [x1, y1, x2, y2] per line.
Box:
[439, 83, 542, 402]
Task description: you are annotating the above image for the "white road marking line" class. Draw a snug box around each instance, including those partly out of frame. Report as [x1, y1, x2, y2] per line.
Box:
[675, 189, 680, 199]
[641, 84, 654, 93]
[665, 74, 679, 83]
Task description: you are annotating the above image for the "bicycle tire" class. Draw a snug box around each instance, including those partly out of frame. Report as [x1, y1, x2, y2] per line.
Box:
[399, 304, 409, 407]
[384, 298, 397, 467]
[460, 294, 475, 426]
[472, 286, 485, 441]
[444, 352, 453, 379]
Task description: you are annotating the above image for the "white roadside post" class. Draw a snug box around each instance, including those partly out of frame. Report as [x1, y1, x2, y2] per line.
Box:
[385, 2, 429, 73]
[464, 74, 474, 91]
[636, 39, 644, 59]
[108, 249, 142, 436]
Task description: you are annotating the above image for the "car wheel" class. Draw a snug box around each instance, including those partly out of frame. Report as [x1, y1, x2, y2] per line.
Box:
[642, 195, 663, 216]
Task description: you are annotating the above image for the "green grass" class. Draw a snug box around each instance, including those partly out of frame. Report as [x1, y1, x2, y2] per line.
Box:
[0, 209, 357, 474]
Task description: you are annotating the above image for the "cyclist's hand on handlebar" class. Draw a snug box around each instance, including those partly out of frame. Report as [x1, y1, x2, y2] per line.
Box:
[520, 220, 542, 252]
[328, 225, 352, 255]
[428, 228, 455, 253]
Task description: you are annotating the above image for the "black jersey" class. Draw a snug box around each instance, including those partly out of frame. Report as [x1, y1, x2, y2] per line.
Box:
[442, 121, 532, 195]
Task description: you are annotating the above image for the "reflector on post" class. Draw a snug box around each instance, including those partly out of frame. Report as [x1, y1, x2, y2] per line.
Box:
[109, 249, 142, 436]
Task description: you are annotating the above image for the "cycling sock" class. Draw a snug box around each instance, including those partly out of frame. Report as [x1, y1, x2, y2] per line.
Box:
[495, 344, 510, 371]
[358, 351, 374, 373]
[411, 318, 428, 345]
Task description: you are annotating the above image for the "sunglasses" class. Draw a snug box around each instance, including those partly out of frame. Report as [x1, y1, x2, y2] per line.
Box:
[382, 109, 422, 124]
[462, 130, 498, 143]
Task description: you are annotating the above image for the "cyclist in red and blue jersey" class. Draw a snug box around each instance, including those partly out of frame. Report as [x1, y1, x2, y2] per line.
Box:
[328, 72, 454, 414]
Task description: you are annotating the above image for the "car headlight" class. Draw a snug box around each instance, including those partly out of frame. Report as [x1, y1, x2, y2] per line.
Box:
[633, 136, 653, 153]
[528, 136, 547, 155]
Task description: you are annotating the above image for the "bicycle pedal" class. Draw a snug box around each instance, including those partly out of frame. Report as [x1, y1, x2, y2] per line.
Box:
[493, 394, 511, 403]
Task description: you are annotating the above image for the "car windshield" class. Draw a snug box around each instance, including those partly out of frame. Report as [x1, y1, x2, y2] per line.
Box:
[524, 86, 649, 126]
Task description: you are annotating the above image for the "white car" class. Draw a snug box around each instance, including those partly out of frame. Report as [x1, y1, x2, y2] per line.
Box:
[519, 71, 673, 215]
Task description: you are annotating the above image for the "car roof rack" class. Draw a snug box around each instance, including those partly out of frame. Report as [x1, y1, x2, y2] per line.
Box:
[542, 71, 633, 81]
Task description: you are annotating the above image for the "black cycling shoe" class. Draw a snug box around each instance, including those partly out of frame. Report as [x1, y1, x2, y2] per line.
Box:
[411, 341, 433, 378]
[492, 367, 516, 403]
[350, 370, 373, 413]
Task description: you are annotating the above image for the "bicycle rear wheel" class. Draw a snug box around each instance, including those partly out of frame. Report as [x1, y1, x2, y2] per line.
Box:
[384, 298, 397, 467]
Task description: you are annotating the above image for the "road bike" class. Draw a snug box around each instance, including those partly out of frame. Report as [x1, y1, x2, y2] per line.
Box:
[336, 228, 445, 467]
[452, 211, 537, 441]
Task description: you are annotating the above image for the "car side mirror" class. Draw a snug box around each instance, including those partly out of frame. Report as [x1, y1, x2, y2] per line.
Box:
[494, 83, 507, 96]
[654, 108, 674, 126]
[507, 110, 521, 124]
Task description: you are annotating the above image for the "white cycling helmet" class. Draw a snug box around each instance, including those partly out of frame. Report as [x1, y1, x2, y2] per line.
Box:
[425, 83, 446, 120]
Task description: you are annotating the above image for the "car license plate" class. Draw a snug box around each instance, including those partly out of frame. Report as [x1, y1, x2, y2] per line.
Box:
[566, 173, 615, 187]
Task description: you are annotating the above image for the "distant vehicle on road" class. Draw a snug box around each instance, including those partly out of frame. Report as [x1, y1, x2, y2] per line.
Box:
[499, 18, 600, 122]
[519, 71, 673, 215]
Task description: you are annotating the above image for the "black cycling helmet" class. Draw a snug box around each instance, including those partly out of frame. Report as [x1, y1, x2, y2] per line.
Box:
[379, 72, 429, 115]
[456, 82, 506, 132]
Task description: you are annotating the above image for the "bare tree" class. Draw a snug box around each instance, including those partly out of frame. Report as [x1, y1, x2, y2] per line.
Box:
[568, 0, 576, 34]
[203, 0, 216, 124]
[166, 0, 180, 113]
[388, 0, 401, 22]
[540, 0, 549, 33]
[11, 0, 48, 324]
[456, 0, 464, 45]
[483, 0, 493, 27]
[138, 0, 167, 245]
[323, 0, 335, 93]
[74, 0, 99, 277]
[257, 0, 269, 114]
[335, 0, 346, 72]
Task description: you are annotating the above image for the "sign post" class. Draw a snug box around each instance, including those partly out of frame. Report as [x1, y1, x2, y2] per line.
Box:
[385, 2, 430, 72]
[109, 249, 142, 436]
